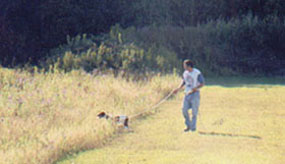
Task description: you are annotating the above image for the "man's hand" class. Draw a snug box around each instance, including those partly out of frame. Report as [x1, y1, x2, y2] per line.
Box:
[187, 88, 197, 95]
[187, 90, 193, 95]
[187, 84, 204, 95]
[173, 80, 185, 95]
[192, 88, 198, 93]
[173, 88, 180, 94]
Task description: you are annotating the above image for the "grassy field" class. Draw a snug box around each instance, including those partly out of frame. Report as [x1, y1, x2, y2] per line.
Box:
[0, 68, 177, 164]
[58, 80, 285, 163]
[0, 67, 284, 164]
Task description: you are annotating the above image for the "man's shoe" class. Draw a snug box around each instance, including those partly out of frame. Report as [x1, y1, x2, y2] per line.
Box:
[184, 128, 191, 132]
[191, 128, 196, 132]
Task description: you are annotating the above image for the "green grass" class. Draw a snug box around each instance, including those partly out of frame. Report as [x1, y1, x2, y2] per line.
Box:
[58, 84, 285, 164]
[0, 67, 284, 164]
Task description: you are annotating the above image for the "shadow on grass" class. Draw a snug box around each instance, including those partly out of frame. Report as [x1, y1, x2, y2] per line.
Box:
[206, 76, 285, 88]
[198, 131, 262, 140]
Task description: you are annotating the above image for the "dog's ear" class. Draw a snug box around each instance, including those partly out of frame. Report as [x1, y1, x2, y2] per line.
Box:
[97, 112, 106, 118]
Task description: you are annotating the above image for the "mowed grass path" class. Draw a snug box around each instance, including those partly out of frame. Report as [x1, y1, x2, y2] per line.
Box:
[59, 85, 285, 164]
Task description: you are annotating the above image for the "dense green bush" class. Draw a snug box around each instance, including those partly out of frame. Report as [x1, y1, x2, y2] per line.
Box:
[42, 30, 181, 74]
[118, 15, 285, 75]
[42, 14, 285, 76]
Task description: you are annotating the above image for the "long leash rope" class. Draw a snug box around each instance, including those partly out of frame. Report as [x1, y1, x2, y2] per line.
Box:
[129, 89, 175, 119]
[104, 89, 262, 140]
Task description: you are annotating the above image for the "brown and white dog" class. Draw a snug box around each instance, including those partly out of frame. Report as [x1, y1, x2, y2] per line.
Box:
[97, 112, 129, 129]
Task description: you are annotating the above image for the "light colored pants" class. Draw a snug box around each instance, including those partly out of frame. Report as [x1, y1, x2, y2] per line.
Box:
[182, 92, 200, 130]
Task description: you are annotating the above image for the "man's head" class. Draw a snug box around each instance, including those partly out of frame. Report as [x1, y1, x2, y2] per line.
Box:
[183, 59, 194, 71]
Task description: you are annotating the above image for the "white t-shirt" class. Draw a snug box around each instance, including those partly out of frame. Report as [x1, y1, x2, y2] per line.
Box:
[183, 68, 202, 94]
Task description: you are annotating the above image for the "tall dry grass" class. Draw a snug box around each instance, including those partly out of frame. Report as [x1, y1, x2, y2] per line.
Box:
[0, 68, 178, 164]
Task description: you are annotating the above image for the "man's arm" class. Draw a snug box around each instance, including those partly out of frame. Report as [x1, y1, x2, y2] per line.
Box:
[173, 80, 185, 94]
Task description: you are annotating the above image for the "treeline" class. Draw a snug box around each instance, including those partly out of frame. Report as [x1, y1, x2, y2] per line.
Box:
[1, 0, 285, 75]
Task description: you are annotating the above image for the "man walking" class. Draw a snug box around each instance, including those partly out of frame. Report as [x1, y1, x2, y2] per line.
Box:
[173, 60, 205, 132]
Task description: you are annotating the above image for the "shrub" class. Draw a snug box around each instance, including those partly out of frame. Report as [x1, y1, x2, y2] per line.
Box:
[43, 15, 285, 76]
[119, 15, 285, 76]
[42, 29, 181, 74]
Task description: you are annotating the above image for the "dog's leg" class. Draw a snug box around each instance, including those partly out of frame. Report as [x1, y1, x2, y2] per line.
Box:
[124, 118, 129, 128]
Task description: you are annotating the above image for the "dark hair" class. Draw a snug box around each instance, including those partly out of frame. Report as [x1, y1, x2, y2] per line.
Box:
[184, 59, 194, 68]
